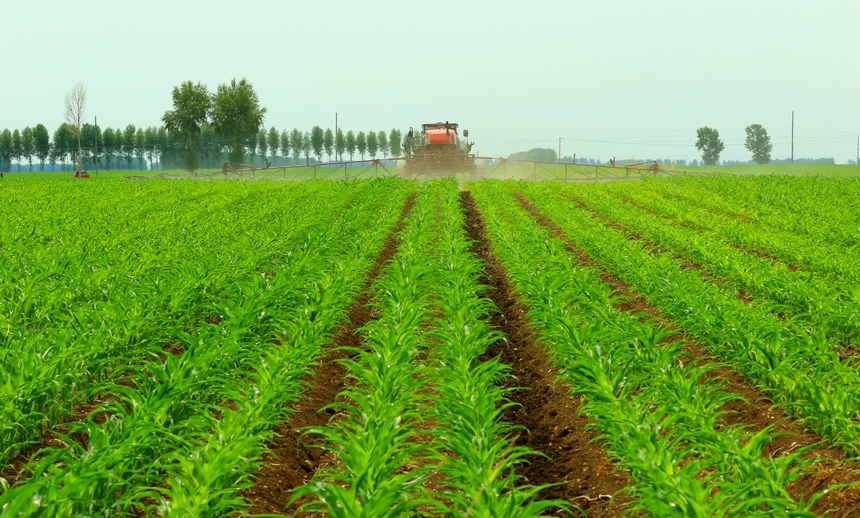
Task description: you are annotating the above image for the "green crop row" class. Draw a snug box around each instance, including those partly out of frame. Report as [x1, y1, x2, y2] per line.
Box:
[470, 180, 823, 516]
[516, 181, 860, 456]
[605, 178, 860, 283]
[0, 178, 413, 516]
[293, 180, 440, 516]
[558, 183, 860, 348]
[645, 175, 860, 248]
[0, 180, 375, 466]
[424, 181, 565, 515]
[295, 179, 563, 516]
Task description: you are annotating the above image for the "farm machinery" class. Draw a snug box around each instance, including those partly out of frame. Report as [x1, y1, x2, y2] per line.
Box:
[403, 122, 477, 177]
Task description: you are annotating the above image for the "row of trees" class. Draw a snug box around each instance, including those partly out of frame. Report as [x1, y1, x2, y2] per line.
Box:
[0, 122, 408, 172]
[1, 123, 172, 172]
[161, 80, 407, 171]
[0, 76, 411, 173]
[695, 124, 773, 166]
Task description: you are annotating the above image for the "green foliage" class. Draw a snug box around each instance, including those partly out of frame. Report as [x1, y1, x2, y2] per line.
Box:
[33, 124, 51, 171]
[267, 126, 280, 161]
[0, 178, 415, 516]
[336, 128, 345, 161]
[745, 123, 772, 164]
[162, 81, 211, 172]
[11, 129, 22, 169]
[323, 128, 334, 161]
[210, 78, 266, 165]
[468, 180, 834, 515]
[366, 130, 378, 159]
[101, 127, 116, 170]
[389, 128, 402, 158]
[123, 124, 136, 170]
[345, 130, 356, 160]
[377, 130, 388, 159]
[134, 127, 146, 169]
[144, 126, 157, 169]
[302, 130, 312, 158]
[290, 128, 303, 164]
[356, 131, 367, 160]
[0, 128, 12, 172]
[508, 147, 556, 161]
[20, 127, 35, 171]
[257, 127, 268, 161]
[279, 129, 290, 162]
[695, 126, 725, 166]
[310, 125, 324, 162]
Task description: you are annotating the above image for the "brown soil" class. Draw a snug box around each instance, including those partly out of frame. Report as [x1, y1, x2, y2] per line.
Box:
[511, 191, 860, 515]
[461, 191, 632, 517]
[239, 191, 417, 516]
[0, 399, 108, 487]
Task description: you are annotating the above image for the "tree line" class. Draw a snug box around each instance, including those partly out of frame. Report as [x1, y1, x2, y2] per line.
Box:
[0, 122, 408, 173]
[161, 80, 407, 172]
[695, 124, 773, 166]
[1, 77, 407, 173]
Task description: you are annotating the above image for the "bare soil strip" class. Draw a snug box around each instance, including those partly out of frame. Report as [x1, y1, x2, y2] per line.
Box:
[511, 192, 860, 515]
[239, 192, 417, 516]
[460, 191, 632, 517]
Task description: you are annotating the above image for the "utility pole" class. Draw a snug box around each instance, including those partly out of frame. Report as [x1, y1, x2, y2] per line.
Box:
[856, 135, 858, 165]
[94, 116, 99, 176]
[791, 111, 794, 165]
[558, 137, 561, 162]
[335, 112, 338, 162]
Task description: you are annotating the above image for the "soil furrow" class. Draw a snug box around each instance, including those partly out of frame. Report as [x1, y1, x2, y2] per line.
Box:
[511, 191, 860, 515]
[460, 190, 632, 517]
[239, 191, 417, 516]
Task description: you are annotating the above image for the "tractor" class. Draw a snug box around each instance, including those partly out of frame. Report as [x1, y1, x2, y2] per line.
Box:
[403, 121, 476, 177]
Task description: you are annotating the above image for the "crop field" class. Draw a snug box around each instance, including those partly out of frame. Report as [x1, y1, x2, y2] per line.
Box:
[2, 174, 860, 516]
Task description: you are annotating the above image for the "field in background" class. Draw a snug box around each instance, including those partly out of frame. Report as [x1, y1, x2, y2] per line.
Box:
[4, 162, 860, 181]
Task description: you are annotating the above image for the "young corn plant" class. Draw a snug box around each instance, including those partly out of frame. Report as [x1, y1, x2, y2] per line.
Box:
[421, 179, 569, 516]
[468, 180, 824, 516]
[517, 182, 860, 458]
[292, 183, 440, 516]
[563, 182, 860, 348]
[606, 177, 860, 284]
[0, 179, 376, 468]
[0, 179, 416, 516]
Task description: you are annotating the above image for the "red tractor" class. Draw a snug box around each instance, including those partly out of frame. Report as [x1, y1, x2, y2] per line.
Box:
[403, 121, 476, 176]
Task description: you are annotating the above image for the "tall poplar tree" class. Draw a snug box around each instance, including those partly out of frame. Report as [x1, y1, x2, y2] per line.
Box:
[162, 80, 211, 171]
[323, 128, 334, 162]
[345, 130, 356, 160]
[290, 128, 303, 164]
[267, 126, 280, 163]
[21, 127, 35, 171]
[210, 78, 267, 164]
[356, 131, 367, 160]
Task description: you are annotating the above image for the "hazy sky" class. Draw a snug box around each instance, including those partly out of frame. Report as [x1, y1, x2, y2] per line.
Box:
[3, 0, 859, 163]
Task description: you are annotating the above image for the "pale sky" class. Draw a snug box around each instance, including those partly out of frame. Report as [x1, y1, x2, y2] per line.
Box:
[3, 0, 859, 163]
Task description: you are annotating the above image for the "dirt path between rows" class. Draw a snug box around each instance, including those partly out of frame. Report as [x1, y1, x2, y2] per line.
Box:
[512, 191, 860, 516]
[239, 192, 417, 516]
[461, 191, 632, 517]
